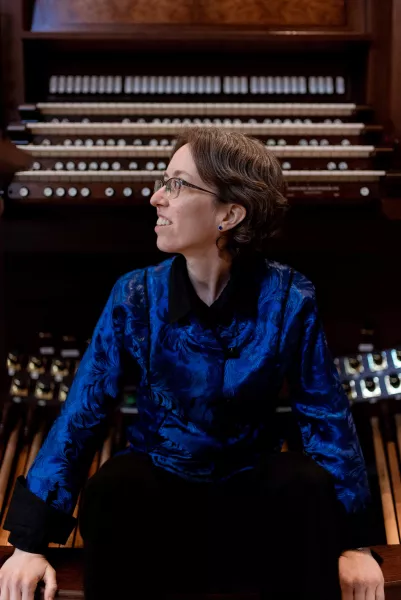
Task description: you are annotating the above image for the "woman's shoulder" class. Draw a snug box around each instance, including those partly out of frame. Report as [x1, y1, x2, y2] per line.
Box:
[263, 259, 316, 303]
[112, 257, 175, 305]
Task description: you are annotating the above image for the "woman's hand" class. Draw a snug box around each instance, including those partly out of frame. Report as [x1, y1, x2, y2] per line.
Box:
[339, 548, 385, 600]
[0, 548, 57, 600]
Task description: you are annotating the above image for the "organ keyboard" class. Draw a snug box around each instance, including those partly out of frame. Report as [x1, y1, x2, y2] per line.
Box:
[5, 92, 397, 206]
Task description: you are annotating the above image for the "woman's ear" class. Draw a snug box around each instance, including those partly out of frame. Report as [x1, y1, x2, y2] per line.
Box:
[223, 204, 246, 230]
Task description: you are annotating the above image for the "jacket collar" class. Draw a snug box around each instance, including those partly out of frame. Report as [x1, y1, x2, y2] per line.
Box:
[168, 253, 264, 325]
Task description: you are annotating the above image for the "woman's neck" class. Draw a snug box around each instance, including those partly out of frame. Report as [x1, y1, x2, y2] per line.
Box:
[184, 250, 233, 306]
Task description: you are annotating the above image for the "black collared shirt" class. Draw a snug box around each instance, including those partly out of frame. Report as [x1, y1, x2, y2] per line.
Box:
[168, 253, 261, 327]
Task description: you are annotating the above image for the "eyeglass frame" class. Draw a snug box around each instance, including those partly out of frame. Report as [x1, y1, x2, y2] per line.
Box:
[154, 177, 216, 198]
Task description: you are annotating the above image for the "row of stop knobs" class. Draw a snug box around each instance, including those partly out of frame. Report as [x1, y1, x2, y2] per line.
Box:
[17, 186, 153, 198]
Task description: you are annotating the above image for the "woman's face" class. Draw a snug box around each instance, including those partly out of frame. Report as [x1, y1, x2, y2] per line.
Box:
[150, 143, 224, 256]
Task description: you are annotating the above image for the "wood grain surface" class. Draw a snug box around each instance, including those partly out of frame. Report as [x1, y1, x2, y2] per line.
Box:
[31, 0, 346, 29]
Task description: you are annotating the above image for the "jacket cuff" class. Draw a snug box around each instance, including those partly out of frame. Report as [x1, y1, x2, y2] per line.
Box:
[3, 475, 77, 553]
[341, 503, 382, 562]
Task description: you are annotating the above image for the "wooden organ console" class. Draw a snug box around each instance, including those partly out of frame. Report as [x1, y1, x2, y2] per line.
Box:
[1, 0, 401, 596]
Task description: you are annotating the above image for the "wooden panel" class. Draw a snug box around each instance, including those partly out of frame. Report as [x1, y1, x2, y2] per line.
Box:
[32, 0, 195, 29]
[200, 0, 346, 26]
[31, 0, 346, 30]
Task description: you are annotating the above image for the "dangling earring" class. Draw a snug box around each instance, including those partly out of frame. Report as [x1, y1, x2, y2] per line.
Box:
[218, 225, 223, 231]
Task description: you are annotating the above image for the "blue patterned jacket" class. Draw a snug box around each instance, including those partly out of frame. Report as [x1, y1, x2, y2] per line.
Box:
[4, 255, 371, 552]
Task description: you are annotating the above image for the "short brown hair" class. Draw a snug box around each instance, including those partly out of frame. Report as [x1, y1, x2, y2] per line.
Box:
[171, 127, 288, 255]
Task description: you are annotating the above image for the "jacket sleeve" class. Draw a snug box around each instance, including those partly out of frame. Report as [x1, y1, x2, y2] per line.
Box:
[286, 292, 373, 550]
[3, 278, 127, 553]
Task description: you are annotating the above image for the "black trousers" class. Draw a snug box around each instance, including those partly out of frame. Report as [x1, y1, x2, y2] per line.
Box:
[79, 451, 345, 600]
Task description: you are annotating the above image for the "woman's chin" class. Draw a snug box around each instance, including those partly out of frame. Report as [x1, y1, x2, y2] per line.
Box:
[156, 238, 180, 254]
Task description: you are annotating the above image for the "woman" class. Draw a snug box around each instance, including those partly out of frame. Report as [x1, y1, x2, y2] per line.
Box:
[0, 128, 384, 600]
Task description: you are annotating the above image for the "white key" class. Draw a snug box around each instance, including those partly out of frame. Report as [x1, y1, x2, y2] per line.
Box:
[124, 76, 133, 94]
[73, 76, 82, 94]
[173, 76, 181, 94]
[309, 76, 317, 94]
[141, 76, 149, 94]
[90, 76, 97, 94]
[56, 187, 66, 197]
[299, 77, 307, 94]
[157, 76, 165, 94]
[189, 76, 196, 95]
[149, 76, 157, 94]
[57, 76, 66, 94]
[232, 77, 240, 95]
[81, 187, 91, 197]
[317, 76, 325, 94]
[43, 187, 53, 197]
[181, 76, 189, 94]
[49, 76, 58, 95]
[82, 76, 90, 94]
[325, 76, 334, 95]
[197, 76, 204, 94]
[133, 76, 141, 94]
[115, 76, 123, 94]
[336, 76, 345, 95]
[223, 76, 231, 95]
[165, 76, 173, 94]
[106, 76, 114, 94]
[105, 187, 114, 197]
[68, 187, 78, 197]
[98, 76, 106, 94]
[283, 77, 290, 94]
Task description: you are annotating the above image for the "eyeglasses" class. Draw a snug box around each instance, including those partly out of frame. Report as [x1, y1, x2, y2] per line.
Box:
[154, 177, 215, 200]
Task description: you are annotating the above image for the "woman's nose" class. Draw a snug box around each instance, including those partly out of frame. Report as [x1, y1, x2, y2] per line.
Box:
[149, 188, 168, 207]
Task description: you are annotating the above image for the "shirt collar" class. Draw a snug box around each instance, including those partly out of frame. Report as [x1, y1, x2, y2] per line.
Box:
[168, 253, 264, 325]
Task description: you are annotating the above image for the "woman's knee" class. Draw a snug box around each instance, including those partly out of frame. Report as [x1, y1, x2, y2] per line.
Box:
[79, 451, 157, 539]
